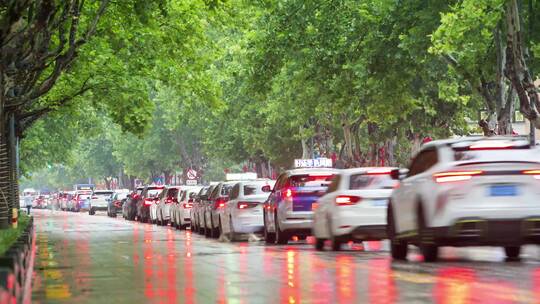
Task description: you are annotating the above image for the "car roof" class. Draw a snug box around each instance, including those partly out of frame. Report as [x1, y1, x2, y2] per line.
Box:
[339, 167, 397, 175]
[420, 136, 530, 150]
[285, 168, 339, 176]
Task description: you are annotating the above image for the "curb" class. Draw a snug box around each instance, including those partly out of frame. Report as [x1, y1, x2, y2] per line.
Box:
[0, 217, 35, 304]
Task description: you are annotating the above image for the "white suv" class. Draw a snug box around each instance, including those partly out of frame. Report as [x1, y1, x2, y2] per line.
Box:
[388, 137, 540, 261]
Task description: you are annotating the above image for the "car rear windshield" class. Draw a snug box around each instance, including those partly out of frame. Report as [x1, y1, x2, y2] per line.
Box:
[147, 189, 162, 197]
[349, 174, 397, 190]
[288, 174, 335, 188]
[95, 192, 113, 197]
[453, 149, 537, 162]
[221, 185, 234, 196]
[243, 184, 272, 196]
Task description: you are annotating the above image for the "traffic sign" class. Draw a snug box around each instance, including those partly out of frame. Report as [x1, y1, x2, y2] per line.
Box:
[186, 169, 197, 180]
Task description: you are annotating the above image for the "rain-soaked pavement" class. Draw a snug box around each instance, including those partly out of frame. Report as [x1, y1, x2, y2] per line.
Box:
[30, 209, 540, 303]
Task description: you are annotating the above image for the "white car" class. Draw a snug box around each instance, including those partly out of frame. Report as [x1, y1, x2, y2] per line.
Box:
[219, 180, 275, 241]
[172, 186, 202, 230]
[89, 190, 113, 215]
[155, 186, 181, 226]
[312, 168, 398, 251]
[388, 137, 540, 262]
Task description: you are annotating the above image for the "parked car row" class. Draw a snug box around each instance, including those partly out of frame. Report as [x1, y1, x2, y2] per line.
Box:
[61, 136, 540, 262]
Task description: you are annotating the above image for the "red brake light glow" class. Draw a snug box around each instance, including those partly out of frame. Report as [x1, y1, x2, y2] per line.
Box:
[285, 189, 293, 198]
[144, 198, 153, 206]
[335, 195, 362, 206]
[433, 170, 483, 183]
[183, 203, 193, 208]
[237, 202, 258, 209]
[469, 142, 514, 150]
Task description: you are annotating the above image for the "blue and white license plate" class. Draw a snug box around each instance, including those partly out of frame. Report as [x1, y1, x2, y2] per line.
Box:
[371, 199, 388, 207]
[489, 185, 518, 197]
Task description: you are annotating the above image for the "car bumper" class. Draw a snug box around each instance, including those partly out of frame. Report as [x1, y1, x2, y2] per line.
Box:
[91, 206, 108, 211]
[430, 217, 540, 246]
[233, 215, 264, 234]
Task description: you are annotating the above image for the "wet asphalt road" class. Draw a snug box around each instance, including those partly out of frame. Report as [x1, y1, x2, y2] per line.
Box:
[30, 209, 540, 304]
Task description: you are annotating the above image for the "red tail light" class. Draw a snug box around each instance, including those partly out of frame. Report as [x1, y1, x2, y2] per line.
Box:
[237, 201, 258, 209]
[523, 170, 540, 180]
[335, 195, 362, 206]
[183, 203, 193, 208]
[214, 198, 228, 209]
[283, 188, 293, 199]
[92, 196, 98, 199]
[144, 198, 153, 206]
[433, 170, 483, 183]
[165, 198, 173, 204]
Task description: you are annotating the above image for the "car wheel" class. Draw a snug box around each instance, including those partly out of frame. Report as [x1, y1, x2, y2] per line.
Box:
[315, 238, 325, 251]
[264, 213, 276, 244]
[228, 216, 239, 242]
[89, 208, 95, 216]
[417, 204, 438, 262]
[111, 211, 117, 218]
[275, 214, 288, 245]
[504, 246, 521, 260]
[388, 204, 408, 260]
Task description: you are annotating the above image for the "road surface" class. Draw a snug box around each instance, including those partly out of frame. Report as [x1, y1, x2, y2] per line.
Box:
[30, 209, 540, 303]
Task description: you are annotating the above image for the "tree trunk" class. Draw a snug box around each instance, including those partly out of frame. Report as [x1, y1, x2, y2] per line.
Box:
[300, 126, 310, 159]
[342, 122, 354, 164]
[505, 0, 540, 129]
[104, 178, 112, 190]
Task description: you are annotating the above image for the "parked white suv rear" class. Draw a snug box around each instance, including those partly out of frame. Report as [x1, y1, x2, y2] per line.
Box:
[388, 137, 540, 262]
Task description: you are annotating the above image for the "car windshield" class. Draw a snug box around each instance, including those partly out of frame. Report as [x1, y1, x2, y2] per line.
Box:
[289, 174, 335, 188]
[147, 189, 162, 197]
[454, 149, 538, 162]
[95, 192, 113, 197]
[349, 174, 397, 190]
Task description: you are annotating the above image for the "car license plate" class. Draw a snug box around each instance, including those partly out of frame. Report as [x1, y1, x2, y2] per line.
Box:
[371, 199, 388, 207]
[489, 185, 518, 197]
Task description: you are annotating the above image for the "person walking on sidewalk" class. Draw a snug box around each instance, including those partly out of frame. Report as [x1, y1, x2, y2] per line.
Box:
[24, 196, 32, 215]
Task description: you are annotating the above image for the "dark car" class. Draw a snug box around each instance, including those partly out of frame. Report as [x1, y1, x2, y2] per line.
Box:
[123, 187, 143, 221]
[108, 191, 130, 217]
[136, 185, 165, 223]
[263, 168, 338, 244]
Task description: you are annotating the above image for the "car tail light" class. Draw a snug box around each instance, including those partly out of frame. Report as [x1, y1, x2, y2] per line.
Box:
[144, 198, 153, 206]
[282, 188, 293, 199]
[214, 198, 228, 209]
[92, 196, 98, 199]
[433, 170, 483, 183]
[183, 203, 193, 208]
[165, 198, 173, 204]
[237, 202, 258, 209]
[523, 170, 540, 180]
[335, 195, 362, 206]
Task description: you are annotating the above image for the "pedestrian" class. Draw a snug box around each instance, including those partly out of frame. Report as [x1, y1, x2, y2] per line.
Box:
[24, 195, 32, 215]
